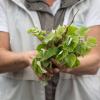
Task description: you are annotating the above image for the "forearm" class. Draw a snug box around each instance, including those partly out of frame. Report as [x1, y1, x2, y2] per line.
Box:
[73, 51, 100, 75]
[79, 53, 100, 68]
[0, 48, 29, 73]
[76, 26, 100, 74]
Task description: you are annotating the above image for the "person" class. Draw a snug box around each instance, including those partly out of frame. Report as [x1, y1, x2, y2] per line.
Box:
[0, 0, 100, 100]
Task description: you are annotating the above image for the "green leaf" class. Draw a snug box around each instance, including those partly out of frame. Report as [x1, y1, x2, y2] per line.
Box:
[36, 44, 46, 51]
[67, 25, 78, 35]
[32, 59, 47, 76]
[75, 42, 88, 56]
[65, 53, 77, 68]
[28, 25, 96, 80]
[77, 26, 88, 36]
[73, 58, 80, 67]
[27, 27, 47, 41]
[86, 38, 96, 48]
[41, 60, 50, 68]
[56, 50, 64, 61]
[42, 47, 58, 61]
[55, 25, 66, 39]
[37, 61, 47, 73]
[43, 31, 55, 44]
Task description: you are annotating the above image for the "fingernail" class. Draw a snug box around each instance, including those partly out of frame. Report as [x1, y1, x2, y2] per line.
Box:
[33, 51, 38, 56]
[54, 68, 60, 73]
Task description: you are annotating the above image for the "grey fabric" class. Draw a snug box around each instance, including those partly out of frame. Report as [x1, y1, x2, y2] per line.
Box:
[25, 0, 80, 11]
[0, 77, 45, 100]
[45, 74, 59, 100]
[25, 1, 51, 13]
[38, 12, 54, 31]
[38, 9, 66, 31]
[53, 9, 67, 29]
[61, 0, 80, 8]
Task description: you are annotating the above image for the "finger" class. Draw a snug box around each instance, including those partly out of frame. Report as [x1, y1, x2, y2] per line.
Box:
[39, 74, 47, 80]
[46, 68, 54, 75]
[29, 51, 38, 59]
[28, 58, 33, 65]
[32, 50, 38, 56]
[62, 68, 73, 73]
[51, 58, 64, 68]
[51, 58, 59, 66]
[62, 69, 83, 76]
[53, 68, 60, 74]
[45, 70, 54, 77]
[61, 67, 84, 74]
[70, 66, 99, 75]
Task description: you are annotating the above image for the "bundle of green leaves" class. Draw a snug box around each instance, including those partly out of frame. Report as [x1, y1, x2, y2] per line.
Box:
[28, 25, 96, 78]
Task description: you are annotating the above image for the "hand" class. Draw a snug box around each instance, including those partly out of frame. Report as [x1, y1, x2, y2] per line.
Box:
[61, 65, 99, 76]
[39, 66, 60, 80]
[51, 58, 99, 76]
[19, 50, 38, 66]
[38, 59, 60, 80]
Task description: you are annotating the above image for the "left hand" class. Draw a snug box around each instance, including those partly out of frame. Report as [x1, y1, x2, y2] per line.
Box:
[61, 66, 99, 75]
[51, 58, 99, 75]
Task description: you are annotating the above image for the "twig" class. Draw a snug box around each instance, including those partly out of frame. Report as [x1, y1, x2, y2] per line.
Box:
[63, 9, 79, 37]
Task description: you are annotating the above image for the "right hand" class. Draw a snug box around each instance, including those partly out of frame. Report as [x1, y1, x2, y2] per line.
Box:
[39, 60, 60, 80]
[18, 50, 38, 67]
[19, 52, 60, 80]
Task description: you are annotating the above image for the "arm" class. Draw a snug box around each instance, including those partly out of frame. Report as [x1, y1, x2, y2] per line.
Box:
[62, 26, 100, 75]
[64, 0, 100, 75]
[0, 32, 37, 73]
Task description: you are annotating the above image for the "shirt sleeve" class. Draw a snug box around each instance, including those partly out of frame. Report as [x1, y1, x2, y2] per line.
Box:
[85, 0, 100, 27]
[0, 2, 8, 32]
